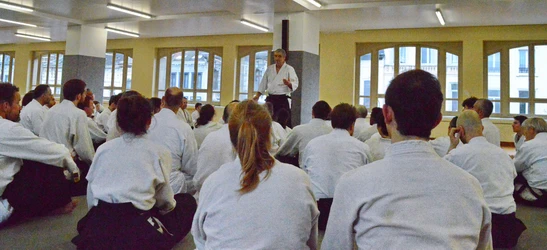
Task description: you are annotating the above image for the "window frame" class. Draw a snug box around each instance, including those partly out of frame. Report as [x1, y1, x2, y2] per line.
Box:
[356, 42, 463, 115]
[104, 49, 133, 101]
[236, 46, 272, 101]
[484, 41, 547, 117]
[0, 51, 15, 83]
[155, 47, 223, 105]
[30, 51, 65, 97]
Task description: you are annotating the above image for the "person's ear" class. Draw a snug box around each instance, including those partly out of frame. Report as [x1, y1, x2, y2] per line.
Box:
[458, 125, 466, 138]
[382, 105, 393, 124]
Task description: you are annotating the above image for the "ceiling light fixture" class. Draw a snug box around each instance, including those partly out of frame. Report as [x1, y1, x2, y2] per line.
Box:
[105, 26, 140, 37]
[0, 1, 33, 12]
[107, 3, 152, 19]
[0, 18, 37, 27]
[15, 32, 51, 41]
[435, 9, 446, 26]
[240, 19, 269, 32]
[305, 0, 322, 8]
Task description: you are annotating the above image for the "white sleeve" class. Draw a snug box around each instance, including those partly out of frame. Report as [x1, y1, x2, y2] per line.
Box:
[181, 127, 199, 192]
[154, 150, 176, 214]
[275, 130, 301, 157]
[288, 66, 299, 91]
[513, 145, 531, 173]
[73, 114, 95, 164]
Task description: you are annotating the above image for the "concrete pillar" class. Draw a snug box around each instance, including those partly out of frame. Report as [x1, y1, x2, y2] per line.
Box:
[274, 12, 320, 126]
[62, 25, 107, 101]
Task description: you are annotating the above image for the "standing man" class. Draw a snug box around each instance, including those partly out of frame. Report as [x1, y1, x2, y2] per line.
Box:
[253, 49, 298, 125]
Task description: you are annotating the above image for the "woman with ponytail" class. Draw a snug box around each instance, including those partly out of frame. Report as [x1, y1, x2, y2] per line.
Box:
[192, 100, 319, 249]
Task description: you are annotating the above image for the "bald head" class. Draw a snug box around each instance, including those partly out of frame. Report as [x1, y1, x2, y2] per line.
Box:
[457, 110, 483, 142]
[223, 101, 239, 123]
[163, 87, 183, 108]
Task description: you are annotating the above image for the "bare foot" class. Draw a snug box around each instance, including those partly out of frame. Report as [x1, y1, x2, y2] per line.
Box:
[50, 200, 79, 215]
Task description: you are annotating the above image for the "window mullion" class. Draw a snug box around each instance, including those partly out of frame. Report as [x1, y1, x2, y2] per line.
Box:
[193, 49, 198, 102]
[394, 46, 400, 76]
[249, 52, 255, 100]
[438, 49, 447, 113]
[122, 54, 128, 92]
[46, 53, 50, 85]
[500, 48, 510, 116]
[371, 50, 379, 108]
[110, 53, 116, 93]
[529, 45, 535, 115]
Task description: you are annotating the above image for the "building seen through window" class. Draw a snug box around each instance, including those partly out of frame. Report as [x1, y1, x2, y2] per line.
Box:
[31, 51, 64, 98]
[104, 50, 132, 101]
[0, 52, 15, 83]
[236, 46, 271, 103]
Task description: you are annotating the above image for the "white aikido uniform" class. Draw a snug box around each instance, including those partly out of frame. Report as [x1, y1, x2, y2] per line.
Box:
[482, 118, 501, 146]
[177, 108, 193, 125]
[95, 108, 112, 132]
[39, 100, 95, 164]
[19, 99, 48, 135]
[270, 121, 288, 154]
[352, 118, 371, 139]
[193, 124, 235, 192]
[87, 117, 106, 144]
[148, 108, 198, 194]
[356, 124, 377, 142]
[322, 140, 492, 250]
[429, 136, 462, 157]
[275, 118, 333, 166]
[514, 133, 547, 192]
[0, 117, 79, 224]
[364, 133, 391, 162]
[192, 159, 318, 249]
[444, 136, 516, 214]
[191, 110, 199, 126]
[106, 109, 123, 141]
[257, 63, 299, 96]
[302, 129, 370, 199]
[514, 134, 526, 152]
[193, 121, 222, 148]
[86, 133, 175, 212]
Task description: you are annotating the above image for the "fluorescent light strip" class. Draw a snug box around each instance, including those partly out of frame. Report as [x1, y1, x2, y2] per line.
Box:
[435, 9, 446, 26]
[15, 33, 51, 41]
[107, 3, 152, 19]
[0, 18, 37, 27]
[240, 19, 269, 32]
[0, 1, 33, 12]
[306, 0, 322, 8]
[105, 27, 140, 37]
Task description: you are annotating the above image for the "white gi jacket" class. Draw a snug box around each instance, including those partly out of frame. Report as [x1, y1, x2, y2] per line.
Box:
[429, 136, 462, 157]
[193, 121, 222, 148]
[322, 140, 492, 250]
[275, 118, 333, 166]
[444, 136, 517, 214]
[192, 159, 318, 250]
[194, 124, 236, 192]
[87, 117, 106, 144]
[95, 108, 112, 132]
[356, 124, 377, 142]
[257, 63, 299, 95]
[86, 134, 176, 214]
[148, 109, 199, 194]
[19, 99, 47, 135]
[191, 110, 199, 126]
[270, 121, 289, 154]
[0, 117, 79, 223]
[514, 133, 526, 152]
[177, 109, 193, 125]
[364, 133, 391, 162]
[514, 133, 547, 190]
[482, 118, 501, 146]
[39, 100, 95, 164]
[106, 109, 122, 141]
[302, 129, 370, 199]
[352, 118, 371, 139]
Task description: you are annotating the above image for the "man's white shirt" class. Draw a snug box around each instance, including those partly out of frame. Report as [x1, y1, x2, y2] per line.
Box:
[257, 63, 299, 95]
[353, 118, 371, 139]
[481, 118, 501, 146]
[364, 133, 391, 162]
[275, 118, 332, 166]
[177, 108, 193, 125]
[95, 108, 112, 132]
[19, 99, 47, 135]
[514, 133, 547, 190]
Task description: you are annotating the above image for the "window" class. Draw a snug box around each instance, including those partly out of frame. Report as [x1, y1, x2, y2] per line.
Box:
[30, 51, 64, 97]
[156, 48, 222, 105]
[0, 52, 15, 83]
[356, 42, 462, 114]
[104, 50, 132, 101]
[236, 46, 272, 103]
[485, 42, 547, 116]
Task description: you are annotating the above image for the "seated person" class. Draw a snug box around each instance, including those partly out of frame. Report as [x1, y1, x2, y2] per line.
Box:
[364, 110, 391, 162]
[192, 102, 202, 125]
[302, 103, 370, 230]
[513, 115, 528, 153]
[514, 117, 547, 207]
[20, 85, 52, 135]
[322, 70, 491, 249]
[192, 101, 318, 249]
[473, 99, 500, 146]
[352, 105, 371, 139]
[193, 104, 222, 148]
[275, 101, 332, 167]
[73, 93, 197, 249]
[429, 116, 460, 157]
[96, 93, 120, 133]
[0, 83, 79, 227]
[444, 110, 526, 248]
[149, 97, 162, 114]
[356, 107, 382, 142]
[77, 95, 106, 147]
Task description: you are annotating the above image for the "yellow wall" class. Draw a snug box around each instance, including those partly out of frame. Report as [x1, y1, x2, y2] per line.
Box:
[2, 25, 547, 142]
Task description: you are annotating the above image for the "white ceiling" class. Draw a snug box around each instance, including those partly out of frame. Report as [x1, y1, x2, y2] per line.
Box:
[0, 0, 546, 44]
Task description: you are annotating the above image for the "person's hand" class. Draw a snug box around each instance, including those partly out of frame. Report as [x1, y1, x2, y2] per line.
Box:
[448, 127, 461, 147]
[283, 79, 292, 89]
[252, 96, 259, 102]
